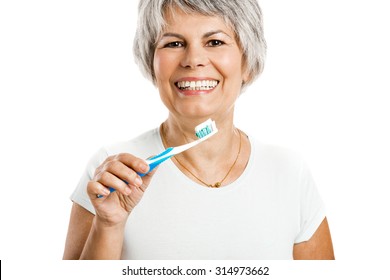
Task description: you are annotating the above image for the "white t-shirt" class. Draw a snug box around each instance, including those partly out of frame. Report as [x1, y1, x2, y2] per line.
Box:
[71, 128, 326, 260]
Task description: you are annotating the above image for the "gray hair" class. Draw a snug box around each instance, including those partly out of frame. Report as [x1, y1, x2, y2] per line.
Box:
[133, 0, 267, 89]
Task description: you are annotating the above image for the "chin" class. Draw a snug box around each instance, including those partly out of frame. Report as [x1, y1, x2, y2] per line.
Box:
[173, 97, 216, 116]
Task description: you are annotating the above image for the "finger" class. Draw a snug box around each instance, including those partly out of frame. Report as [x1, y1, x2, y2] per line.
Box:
[138, 166, 158, 192]
[114, 153, 150, 174]
[104, 160, 144, 189]
[87, 181, 111, 200]
[96, 171, 132, 196]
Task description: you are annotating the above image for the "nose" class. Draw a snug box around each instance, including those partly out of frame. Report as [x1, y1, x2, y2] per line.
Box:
[180, 44, 209, 69]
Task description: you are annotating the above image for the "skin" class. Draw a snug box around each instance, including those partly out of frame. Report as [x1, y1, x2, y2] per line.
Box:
[63, 7, 335, 260]
[152, 8, 251, 185]
[294, 218, 335, 259]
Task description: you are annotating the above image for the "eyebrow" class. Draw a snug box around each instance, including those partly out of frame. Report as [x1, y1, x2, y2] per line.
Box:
[161, 30, 232, 40]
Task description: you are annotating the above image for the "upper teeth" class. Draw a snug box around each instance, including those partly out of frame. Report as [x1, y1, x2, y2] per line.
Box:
[176, 80, 218, 90]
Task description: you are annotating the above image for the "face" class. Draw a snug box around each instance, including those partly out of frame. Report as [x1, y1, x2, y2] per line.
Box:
[153, 8, 248, 121]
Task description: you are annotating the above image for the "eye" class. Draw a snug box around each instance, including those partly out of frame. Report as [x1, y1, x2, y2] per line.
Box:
[206, 40, 225, 47]
[164, 41, 185, 48]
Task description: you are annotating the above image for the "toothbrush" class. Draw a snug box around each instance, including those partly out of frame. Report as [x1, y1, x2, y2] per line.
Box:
[99, 119, 218, 197]
[140, 118, 218, 176]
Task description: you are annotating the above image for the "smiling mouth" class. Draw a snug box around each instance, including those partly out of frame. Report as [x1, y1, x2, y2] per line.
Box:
[175, 80, 219, 91]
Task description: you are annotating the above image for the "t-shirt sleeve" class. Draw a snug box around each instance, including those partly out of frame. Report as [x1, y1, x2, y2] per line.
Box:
[294, 160, 326, 243]
[70, 147, 109, 215]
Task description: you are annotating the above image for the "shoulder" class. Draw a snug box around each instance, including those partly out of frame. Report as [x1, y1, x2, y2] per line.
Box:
[103, 128, 160, 157]
[87, 128, 160, 168]
[250, 137, 306, 172]
[248, 137, 315, 192]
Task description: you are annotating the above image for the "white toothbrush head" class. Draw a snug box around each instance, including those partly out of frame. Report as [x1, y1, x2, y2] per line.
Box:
[152, 118, 218, 157]
[194, 119, 218, 139]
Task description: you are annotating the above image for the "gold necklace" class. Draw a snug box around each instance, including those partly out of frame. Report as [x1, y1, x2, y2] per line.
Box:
[161, 124, 242, 188]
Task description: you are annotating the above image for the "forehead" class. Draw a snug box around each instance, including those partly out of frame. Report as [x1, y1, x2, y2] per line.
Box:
[162, 6, 233, 33]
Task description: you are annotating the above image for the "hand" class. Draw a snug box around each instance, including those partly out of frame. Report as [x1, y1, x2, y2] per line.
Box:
[86, 153, 156, 227]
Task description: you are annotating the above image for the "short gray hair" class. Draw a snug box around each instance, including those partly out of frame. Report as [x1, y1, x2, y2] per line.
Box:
[133, 0, 267, 89]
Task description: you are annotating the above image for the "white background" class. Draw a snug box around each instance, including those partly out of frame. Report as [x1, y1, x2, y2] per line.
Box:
[1, 0, 389, 279]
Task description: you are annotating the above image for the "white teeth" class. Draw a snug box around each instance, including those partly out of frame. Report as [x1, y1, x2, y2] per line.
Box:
[176, 80, 219, 91]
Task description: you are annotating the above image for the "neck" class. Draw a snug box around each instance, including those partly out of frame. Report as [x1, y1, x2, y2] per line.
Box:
[162, 114, 237, 158]
[161, 115, 243, 184]
[160, 112, 249, 188]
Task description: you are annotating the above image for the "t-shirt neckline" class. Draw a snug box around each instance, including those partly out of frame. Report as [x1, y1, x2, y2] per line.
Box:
[154, 127, 255, 193]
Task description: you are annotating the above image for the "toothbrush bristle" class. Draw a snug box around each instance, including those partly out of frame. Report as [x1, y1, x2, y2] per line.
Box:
[195, 119, 218, 139]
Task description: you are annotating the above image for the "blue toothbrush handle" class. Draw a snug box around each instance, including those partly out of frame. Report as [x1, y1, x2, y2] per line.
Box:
[98, 148, 174, 198]
[137, 147, 174, 176]
[138, 154, 172, 176]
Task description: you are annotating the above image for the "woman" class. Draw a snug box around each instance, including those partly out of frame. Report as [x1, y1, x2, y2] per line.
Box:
[63, 0, 334, 260]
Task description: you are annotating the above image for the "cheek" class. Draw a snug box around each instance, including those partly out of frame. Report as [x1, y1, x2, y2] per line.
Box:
[153, 53, 171, 84]
[218, 52, 245, 83]
[152, 55, 163, 81]
[153, 50, 181, 80]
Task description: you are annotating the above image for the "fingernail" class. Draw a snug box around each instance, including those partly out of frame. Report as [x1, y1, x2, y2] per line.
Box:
[140, 162, 149, 172]
[135, 176, 143, 187]
[125, 187, 132, 195]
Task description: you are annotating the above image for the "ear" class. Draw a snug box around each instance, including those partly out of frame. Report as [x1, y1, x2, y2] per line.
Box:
[241, 68, 251, 86]
[241, 59, 251, 85]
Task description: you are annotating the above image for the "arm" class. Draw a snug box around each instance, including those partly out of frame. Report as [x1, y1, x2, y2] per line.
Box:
[63, 202, 126, 260]
[80, 216, 126, 260]
[293, 217, 335, 260]
[63, 153, 156, 259]
[63, 202, 94, 260]
[63, 202, 127, 260]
